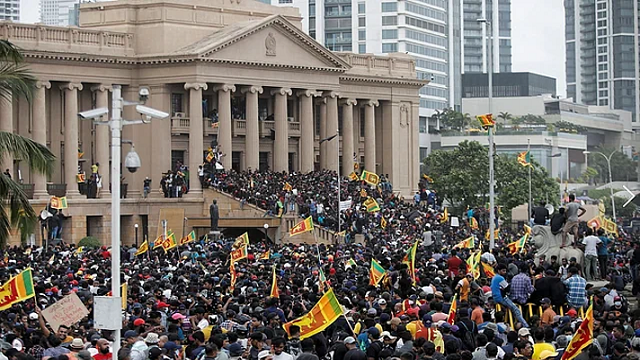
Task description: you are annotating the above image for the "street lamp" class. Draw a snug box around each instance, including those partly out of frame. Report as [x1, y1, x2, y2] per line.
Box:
[584, 150, 617, 220]
[78, 85, 168, 360]
[478, 17, 496, 248]
[263, 223, 269, 243]
[134, 223, 139, 248]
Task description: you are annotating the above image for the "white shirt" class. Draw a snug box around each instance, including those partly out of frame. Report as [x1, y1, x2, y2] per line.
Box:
[274, 352, 294, 360]
[582, 235, 602, 256]
[317, 203, 324, 214]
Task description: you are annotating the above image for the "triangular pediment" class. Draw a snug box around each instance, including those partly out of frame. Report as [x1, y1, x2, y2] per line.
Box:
[176, 15, 350, 71]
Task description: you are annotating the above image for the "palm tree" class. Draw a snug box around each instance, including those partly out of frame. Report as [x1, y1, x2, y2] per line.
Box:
[497, 111, 512, 126]
[0, 40, 55, 247]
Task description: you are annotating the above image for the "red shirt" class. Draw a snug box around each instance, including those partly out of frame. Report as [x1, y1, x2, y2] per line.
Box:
[93, 353, 112, 360]
[448, 256, 463, 276]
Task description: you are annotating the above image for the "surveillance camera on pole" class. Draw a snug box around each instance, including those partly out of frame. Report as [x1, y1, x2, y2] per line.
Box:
[136, 105, 169, 120]
[78, 108, 109, 120]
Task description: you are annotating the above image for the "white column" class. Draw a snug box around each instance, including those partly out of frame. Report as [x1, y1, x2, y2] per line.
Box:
[242, 86, 263, 171]
[61, 82, 83, 197]
[319, 99, 327, 169]
[33, 81, 51, 198]
[92, 85, 111, 198]
[363, 100, 379, 172]
[214, 84, 236, 170]
[340, 98, 357, 176]
[272, 87, 292, 172]
[185, 82, 208, 195]
[324, 91, 339, 172]
[297, 90, 319, 173]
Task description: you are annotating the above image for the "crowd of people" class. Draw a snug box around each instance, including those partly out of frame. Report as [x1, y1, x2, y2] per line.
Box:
[3, 169, 640, 360]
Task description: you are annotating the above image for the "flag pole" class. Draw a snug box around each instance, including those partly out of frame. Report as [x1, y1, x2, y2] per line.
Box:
[336, 127, 341, 239]
[527, 138, 532, 223]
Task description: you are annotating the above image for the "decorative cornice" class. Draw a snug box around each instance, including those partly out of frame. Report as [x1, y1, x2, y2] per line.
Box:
[340, 75, 427, 88]
[323, 91, 340, 99]
[59, 82, 83, 91]
[212, 84, 236, 93]
[35, 80, 51, 89]
[90, 84, 112, 93]
[296, 90, 322, 98]
[364, 100, 380, 107]
[184, 83, 208, 91]
[241, 86, 264, 95]
[270, 88, 292, 96]
[340, 99, 357, 107]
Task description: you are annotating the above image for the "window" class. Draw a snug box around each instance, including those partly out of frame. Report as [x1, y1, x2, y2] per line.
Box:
[599, 82, 607, 89]
[358, 44, 366, 53]
[599, 99, 609, 106]
[598, 55, 607, 62]
[381, 16, 397, 26]
[171, 93, 183, 115]
[278, 0, 292, 3]
[358, 2, 365, 13]
[381, 2, 397, 12]
[358, 17, 366, 27]
[359, 30, 366, 40]
[420, 147, 429, 161]
[405, 2, 446, 21]
[405, 43, 447, 59]
[598, 46, 607, 53]
[405, 16, 446, 34]
[405, 29, 447, 47]
[419, 117, 427, 133]
[599, 90, 608, 97]
[382, 29, 397, 39]
[597, 20, 607, 27]
[382, 43, 398, 53]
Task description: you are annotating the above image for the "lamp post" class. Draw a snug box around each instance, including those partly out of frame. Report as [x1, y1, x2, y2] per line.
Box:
[78, 85, 168, 360]
[263, 223, 269, 243]
[134, 223, 139, 248]
[584, 150, 617, 220]
[478, 17, 496, 248]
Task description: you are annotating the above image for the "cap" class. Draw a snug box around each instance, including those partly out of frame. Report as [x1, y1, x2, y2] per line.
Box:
[566, 309, 577, 316]
[389, 318, 401, 326]
[539, 350, 559, 360]
[518, 328, 530, 336]
[28, 313, 38, 320]
[380, 331, 396, 340]
[70, 338, 85, 350]
[367, 308, 377, 316]
[124, 331, 138, 339]
[144, 333, 159, 344]
[344, 337, 357, 345]
[133, 318, 146, 327]
[258, 350, 271, 360]
[541, 298, 551, 304]
[378, 299, 387, 305]
[367, 327, 380, 338]
[171, 313, 186, 320]
[228, 343, 244, 357]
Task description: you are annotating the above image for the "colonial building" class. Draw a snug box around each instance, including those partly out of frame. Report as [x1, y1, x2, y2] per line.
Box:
[0, 0, 423, 244]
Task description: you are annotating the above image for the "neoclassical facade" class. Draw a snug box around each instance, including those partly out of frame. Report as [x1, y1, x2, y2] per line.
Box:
[0, 0, 424, 243]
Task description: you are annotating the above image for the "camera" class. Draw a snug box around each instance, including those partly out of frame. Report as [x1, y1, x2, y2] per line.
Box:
[138, 87, 150, 103]
[78, 108, 108, 120]
[124, 147, 141, 173]
[136, 105, 169, 120]
[430, 74, 435, 82]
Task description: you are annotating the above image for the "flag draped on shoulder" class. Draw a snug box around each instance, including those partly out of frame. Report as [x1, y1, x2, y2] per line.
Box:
[0, 269, 35, 311]
[289, 216, 314, 237]
[447, 294, 457, 324]
[476, 114, 495, 129]
[270, 266, 279, 298]
[453, 236, 475, 249]
[363, 198, 380, 213]
[517, 151, 532, 167]
[135, 240, 149, 256]
[283, 288, 343, 340]
[369, 259, 386, 286]
[403, 241, 418, 284]
[561, 302, 593, 360]
[360, 170, 380, 186]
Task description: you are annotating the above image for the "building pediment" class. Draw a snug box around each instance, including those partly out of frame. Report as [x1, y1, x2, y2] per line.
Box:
[175, 15, 350, 72]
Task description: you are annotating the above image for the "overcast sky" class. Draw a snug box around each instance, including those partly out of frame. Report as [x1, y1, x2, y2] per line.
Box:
[19, 0, 567, 96]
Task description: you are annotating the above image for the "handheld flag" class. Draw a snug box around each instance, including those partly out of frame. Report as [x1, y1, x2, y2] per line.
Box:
[447, 294, 457, 324]
[485, 228, 500, 240]
[476, 114, 495, 129]
[179, 231, 196, 246]
[380, 217, 387, 229]
[517, 151, 532, 167]
[283, 182, 293, 192]
[153, 235, 165, 250]
[229, 263, 237, 292]
[233, 232, 250, 248]
[106, 283, 128, 310]
[270, 266, 279, 298]
[507, 234, 528, 255]
[289, 216, 314, 237]
[523, 224, 532, 236]
[587, 216, 602, 229]
[260, 250, 271, 260]
[360, 170, 380, 186]
[466, 251, 481, 279]
[453, 236, 475, 249]
[76, 173, 86, 183]
[162, 231, 177, 252]
[345, 258, 357, 269]
[348, 172, 359, 181]
[602, 217, 618, 236]
[206, 152, 214, 163]
[422, 174, 434, 183]
[403, 241, 419, 284]
[360, 188, 367, 198]
[283, 288, 343, 340]
[230, 244, 248, 263]
[470, 217, 479, 230]
[561, 302, 593, 360]
[440, 208, 448, 224]
[0, 269, 35, 311]
[369, 259, 386, 286]
[363, 198, 380, 213]
[482, 262, 496, 278]
[50, 196, 68, 209]
[135, 240, 149, 256]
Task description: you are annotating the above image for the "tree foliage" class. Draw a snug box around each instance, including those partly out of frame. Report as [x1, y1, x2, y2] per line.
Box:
[424, 140, 560, 216]
[588, 146, 638, 182]
[433, 108, 473, 131]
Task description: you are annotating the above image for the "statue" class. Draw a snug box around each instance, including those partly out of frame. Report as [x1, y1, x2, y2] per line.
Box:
[209, 199, 219, 231]
[265, 32, 276, 56]
[531, 225, 584, 266]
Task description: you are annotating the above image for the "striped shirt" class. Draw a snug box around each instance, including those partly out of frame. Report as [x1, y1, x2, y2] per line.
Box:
[564, 274, 587, 308]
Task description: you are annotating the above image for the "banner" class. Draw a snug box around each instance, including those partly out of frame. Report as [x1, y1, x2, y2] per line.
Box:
[41, 292, 89, 332]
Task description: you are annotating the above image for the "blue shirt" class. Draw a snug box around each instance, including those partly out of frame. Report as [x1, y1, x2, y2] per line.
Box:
[564, 274, 587, 308]
[491, 274, 508, 303]
[598, 236, 610, 256]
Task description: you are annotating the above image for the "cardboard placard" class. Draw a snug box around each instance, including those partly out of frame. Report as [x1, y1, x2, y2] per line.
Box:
[41, 292, 89, 332]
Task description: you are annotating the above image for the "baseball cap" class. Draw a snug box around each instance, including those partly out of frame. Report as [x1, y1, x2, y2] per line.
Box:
[381, 331, 397, 340]
[518, 328, 530, 336]
[344, 337, 357, 345]
[133, 318, 146, 327]
[541, 298, 551, 304]
[367, 308, 377, 316]
[378, 299, 387, 305]
[367, 327, 380, 338]
[539, 350, 558, 360]
[124, 331, 138, 339]
[258, 350, 271, 360]
[566, 309, 577, 316]
[171, 313, 186, 321]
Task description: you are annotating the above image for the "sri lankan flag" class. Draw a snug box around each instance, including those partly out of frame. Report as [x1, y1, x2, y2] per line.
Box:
[106, 283, 128, 310]
[603, 217, 618, 236]
[517, 151, 532, 167]
[369, 259, 386, 286]
[0, 269, 35, 311]
[205, 151, 214, 163]
[381, 217, 387, 229]
[440, 207, 448, 224]
[270, 266, 279, 298]
[447, 294, 457, 324]
[561, 302, 593, 360]
[363, 198, 380, 213]
[482, 262, 496, 278]
[283, 288, 343, 340]
[77, 149, 84, 158]
[234, 232, 250, 248]
[453, 236, 475, 249]
[289, 216, 314, 237]
[360, 188, 367, 198]
[76, 173, 86, 183]
[348, 172, 359, 181]
[229, 263, 237, 292]
[587, 216, 602, 229]
[153, 235, 165, 250]
[318, 268, 328, 293]
[260, 250, 270, 260]
[476, 113, 495, 129]
[162, 231, 177, 252]
[422, 174, 434, 183]
[230, 244, 248, 263]
[360, 170, 380, 186]
[283, 182, 293, 192]
[470, 217, 479, 230]
[345, 258, 357, 269]
[403, 241, 419, 284]
[485, 228, 500, 240]
[179, 231, 196, 246]
[50, 196, 68, 209]
[135, 240, 149, 256]
[524, 224, 532, 236]
[466, 251, 481, 279]
[507, 234, 528, 255]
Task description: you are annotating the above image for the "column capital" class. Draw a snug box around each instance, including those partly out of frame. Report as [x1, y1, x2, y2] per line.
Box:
[323, 91, 340, 99]
[296, 90, 322, 98]
[59, 82, 83, 91]
[212, 84, 236, 93]
[35, 80, 51, 89]
[184, 83, 208, 91]
[340, 98, 357, 106]
[363, 100, 380, 107]
[90, 84, 112, 93]
[241, 86, 264, 94]
[270, 87, 292, 96]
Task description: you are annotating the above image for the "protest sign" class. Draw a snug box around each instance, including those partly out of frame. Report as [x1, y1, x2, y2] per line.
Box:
[41, 292, 89, 332]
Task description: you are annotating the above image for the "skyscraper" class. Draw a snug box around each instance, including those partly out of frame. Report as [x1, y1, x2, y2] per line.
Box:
[0, 0, 20, 21]
[460, 0, 511, 74]
[40, 0, 81, 26]
[565, 0, 640, 124]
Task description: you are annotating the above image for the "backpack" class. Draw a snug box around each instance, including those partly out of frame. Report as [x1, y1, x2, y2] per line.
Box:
[459, 320, 477, 351]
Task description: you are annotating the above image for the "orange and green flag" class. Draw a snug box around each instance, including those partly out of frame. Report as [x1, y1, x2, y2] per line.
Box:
[230, 244, 248, 263]
[162, 231, 177, 252]
[283, 182, 293, 192]
[348, 172, 359, 181]
[482, 262, 496, 278]
[233, 232, 250, 248]
[360, 170, 380, 186]
[50, 196, 68, 209]
[476, 113, 495, 129]
[179, 231, 196, 246]
[283, 288, 343, 340]
[345, 258, 357, 269]
[0, 268, 35, 311]
[561, 302, 593, 360]
[289, 216, 314, 237]
[403, 241, 419, 284]
[470, 217, 479, 230]
[447, 294, 457, 324]
[517, 151, 532, 167]
[507, 234, 528, 255]
[523, 224, 532, 236]
[485, 228, 500, 240]
[363, 198, 380, 213]
[369, 259, 386, 286]
[466, 251, 481, 279]
[270, 266, 279, 298]
[453, 236, 475, 249]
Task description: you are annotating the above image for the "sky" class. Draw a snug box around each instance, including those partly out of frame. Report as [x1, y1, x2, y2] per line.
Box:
[19, 0, 567, 96]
